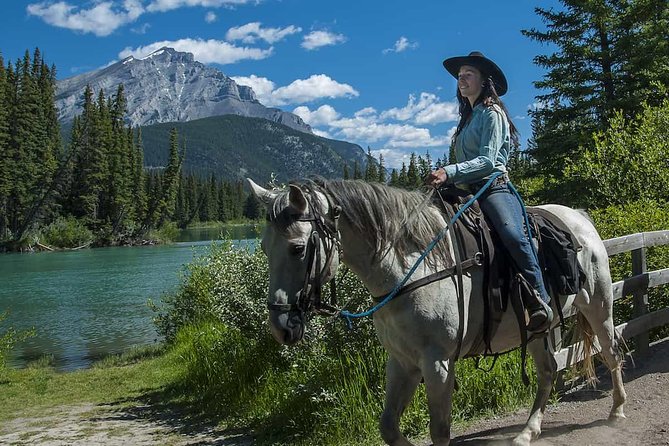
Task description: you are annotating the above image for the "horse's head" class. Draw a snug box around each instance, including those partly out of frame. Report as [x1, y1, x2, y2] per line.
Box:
[247, 178, 341, 345]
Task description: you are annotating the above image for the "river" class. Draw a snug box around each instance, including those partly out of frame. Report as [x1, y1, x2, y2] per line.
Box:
[0, 225, 259, 371]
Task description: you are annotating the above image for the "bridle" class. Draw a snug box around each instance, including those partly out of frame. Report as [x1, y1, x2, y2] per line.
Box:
[267, 183, 342, 317]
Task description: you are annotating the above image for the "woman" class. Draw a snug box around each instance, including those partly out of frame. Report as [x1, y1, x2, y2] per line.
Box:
[426, 51, 553, 333]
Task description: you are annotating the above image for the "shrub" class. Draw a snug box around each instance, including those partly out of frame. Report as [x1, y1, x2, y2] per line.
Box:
[39, 216, 93, 249]
[0, 312, 35, 372]
[159, 241, 537, 445]
[590, 199, 669, 340]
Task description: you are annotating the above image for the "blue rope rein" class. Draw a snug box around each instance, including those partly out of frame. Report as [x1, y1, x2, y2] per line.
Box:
[339, 171, 504, 329]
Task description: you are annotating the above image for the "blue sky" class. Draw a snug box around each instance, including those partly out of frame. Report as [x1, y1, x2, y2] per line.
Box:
[1, 0, 561, 169]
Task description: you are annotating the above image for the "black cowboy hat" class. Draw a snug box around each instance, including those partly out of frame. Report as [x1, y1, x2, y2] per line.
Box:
[442, 51, 508, 96]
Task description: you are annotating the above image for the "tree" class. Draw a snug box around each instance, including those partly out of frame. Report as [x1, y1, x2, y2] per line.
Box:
[0, 54, 9, 236]
[342, 163, 350, 180]
[523, 0, 669, 186]
[364, 147, 379, 182]
[564, 99, 669, 208]
[378, 154, 387, 183]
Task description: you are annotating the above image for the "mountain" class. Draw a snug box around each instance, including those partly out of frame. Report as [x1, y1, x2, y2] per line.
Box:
[55, 47, 312, 133]
[140, 115, 368, 183]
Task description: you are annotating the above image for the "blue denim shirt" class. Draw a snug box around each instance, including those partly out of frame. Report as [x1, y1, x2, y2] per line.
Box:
[443, 103, 509, 185]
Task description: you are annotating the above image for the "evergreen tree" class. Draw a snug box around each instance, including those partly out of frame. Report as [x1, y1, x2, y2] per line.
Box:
[132, 127, 147, 223]
[0, 55, 9, 236]
[156, 128, 182, 226]
[398, 162, 408, 188]
[378, 153, 387, 183]
[364, 147, 379, 182]
[352, 160, 362, 180]
[342, 163, 350, 180]
[522, 0, 669, 182]
[406, 153, 420, 188]
[243, 193, 261, 220]
[389, 168, 399, 187]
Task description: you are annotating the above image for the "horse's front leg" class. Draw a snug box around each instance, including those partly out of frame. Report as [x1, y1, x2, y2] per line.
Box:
[380, 355, 422, 446]
[513, 338, 556, 446]
[422, 356, 456, 446]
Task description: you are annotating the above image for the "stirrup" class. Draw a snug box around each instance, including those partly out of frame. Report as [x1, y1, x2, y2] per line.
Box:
[527, 305, 553, 334]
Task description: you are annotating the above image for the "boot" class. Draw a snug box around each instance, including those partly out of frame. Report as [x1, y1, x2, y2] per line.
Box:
[525, 293, 554, 334]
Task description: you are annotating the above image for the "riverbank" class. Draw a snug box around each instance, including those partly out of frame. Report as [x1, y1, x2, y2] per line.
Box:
[0, 346, 252, 445]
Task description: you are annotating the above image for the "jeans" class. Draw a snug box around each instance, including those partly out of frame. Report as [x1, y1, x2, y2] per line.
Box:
[478, 183, 551, 305]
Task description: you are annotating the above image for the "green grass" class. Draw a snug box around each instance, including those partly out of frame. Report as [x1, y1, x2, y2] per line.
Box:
[0, 345, 181, 422]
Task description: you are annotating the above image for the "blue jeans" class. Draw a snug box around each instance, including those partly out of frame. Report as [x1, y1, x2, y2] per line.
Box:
[479, 183, 551, 304]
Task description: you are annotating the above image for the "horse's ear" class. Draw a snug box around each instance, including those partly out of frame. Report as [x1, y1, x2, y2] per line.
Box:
[288, 184, 307, 213]
[246, 178, 277, 207]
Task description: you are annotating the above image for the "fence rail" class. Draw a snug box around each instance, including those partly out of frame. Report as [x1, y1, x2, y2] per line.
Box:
[554, 230, 669, 371]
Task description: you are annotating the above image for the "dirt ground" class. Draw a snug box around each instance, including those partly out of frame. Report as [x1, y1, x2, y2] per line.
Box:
[1, 340, 668, 446]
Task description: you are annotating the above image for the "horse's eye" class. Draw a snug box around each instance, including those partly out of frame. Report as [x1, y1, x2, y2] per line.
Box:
[291, 244, 306, 256]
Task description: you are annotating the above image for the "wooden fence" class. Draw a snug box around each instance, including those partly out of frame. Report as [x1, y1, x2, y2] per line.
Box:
[553, 230, 669, 371]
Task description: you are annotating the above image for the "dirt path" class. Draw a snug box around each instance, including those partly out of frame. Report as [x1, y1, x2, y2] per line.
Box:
[449, 338, 669, 446]
[1, 340, 668, 446]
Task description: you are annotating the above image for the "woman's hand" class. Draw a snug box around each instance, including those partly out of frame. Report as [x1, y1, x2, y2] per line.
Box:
[426, 167, 448, 187]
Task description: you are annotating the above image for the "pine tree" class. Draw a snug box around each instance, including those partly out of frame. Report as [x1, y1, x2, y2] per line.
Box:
[406, 153, 420, 188]
[353, 160, 362, 180]
[522, 0, 669, 182]
[364, 147, 379, 182]
[342, 163, 350, 180]
[378, 154, 387, 183]
[132, 127, 147, 223]
[398, 163, 408, 188]
[389, 168, 399, 187]
[0, 54, 9, 237]
[156, 128, 182, 226]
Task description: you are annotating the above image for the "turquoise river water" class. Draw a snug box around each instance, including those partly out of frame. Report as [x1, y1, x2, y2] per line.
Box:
[0, 225, 259, 371]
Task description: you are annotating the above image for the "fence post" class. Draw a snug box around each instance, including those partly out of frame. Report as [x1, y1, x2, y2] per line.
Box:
[631, 246, 649, 356]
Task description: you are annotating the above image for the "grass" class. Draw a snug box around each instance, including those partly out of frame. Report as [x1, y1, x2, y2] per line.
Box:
[0, 345, 181, 422]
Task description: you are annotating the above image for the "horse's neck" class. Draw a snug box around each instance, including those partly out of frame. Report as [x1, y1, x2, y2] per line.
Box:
[338, 217, 452, 297]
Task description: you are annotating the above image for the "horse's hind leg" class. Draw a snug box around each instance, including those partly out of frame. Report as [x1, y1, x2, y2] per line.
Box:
[380, 356, 421, 446]
[577, 286, 627, 420]
[513, 338, 556, 446]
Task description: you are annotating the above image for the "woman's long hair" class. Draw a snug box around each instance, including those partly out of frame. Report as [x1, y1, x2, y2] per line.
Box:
[452, 75, 520, 149]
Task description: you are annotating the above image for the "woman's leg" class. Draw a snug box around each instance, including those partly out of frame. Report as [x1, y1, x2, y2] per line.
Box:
[479, 184, 553, 332]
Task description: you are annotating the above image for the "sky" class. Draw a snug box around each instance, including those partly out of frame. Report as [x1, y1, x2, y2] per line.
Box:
[1, 0, 562, 169]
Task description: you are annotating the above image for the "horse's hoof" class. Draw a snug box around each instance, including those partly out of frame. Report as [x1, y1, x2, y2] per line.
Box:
[608, 412, 627, 424]
[511, 434, 532, 446]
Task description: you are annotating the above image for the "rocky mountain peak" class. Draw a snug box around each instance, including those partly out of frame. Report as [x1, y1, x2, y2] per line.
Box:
[55, 47, 310, 133]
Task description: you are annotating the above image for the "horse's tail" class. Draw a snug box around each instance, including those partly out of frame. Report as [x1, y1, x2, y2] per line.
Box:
[574, 311, 599, 385]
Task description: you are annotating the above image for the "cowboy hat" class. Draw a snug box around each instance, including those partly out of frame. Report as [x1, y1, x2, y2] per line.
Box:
[442, 51, 508, 96]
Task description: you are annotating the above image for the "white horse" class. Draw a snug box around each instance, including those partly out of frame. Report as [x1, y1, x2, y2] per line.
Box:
[247, 178, 626, 446]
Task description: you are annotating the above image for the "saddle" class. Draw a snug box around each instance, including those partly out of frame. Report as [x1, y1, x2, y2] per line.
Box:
[434, 186, 586, 359]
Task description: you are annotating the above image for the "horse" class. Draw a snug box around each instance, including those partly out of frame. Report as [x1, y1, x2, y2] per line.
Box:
[247, 177, 626, 446]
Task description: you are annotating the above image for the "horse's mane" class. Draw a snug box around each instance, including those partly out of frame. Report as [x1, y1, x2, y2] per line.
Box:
[322, 179, 453, 269]
[266, 179, 453, 268]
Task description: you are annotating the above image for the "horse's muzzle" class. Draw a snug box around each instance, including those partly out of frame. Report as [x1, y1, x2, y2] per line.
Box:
[269, 310, 305, 345]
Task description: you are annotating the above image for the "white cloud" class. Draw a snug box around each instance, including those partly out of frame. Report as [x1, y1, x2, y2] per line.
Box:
[292, 105, 340, 127]
[27, 0, 144, 36]
[230, 75, 276, 103]
[119, 39, 273, 64]
[301, 30, 346, 50]
[382, 36, 418, 54]
[131, 22, 151, 34]
[146, 0, 255, 13]
[336, 122, 449, 148]
[205, 11, 217, 23]
[226, 22, 302, 44]
[529, 101, 547, 111]
[234, 74, 358, 106]
[380, 93, 458, 125]
[272, 74, 358, 105]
